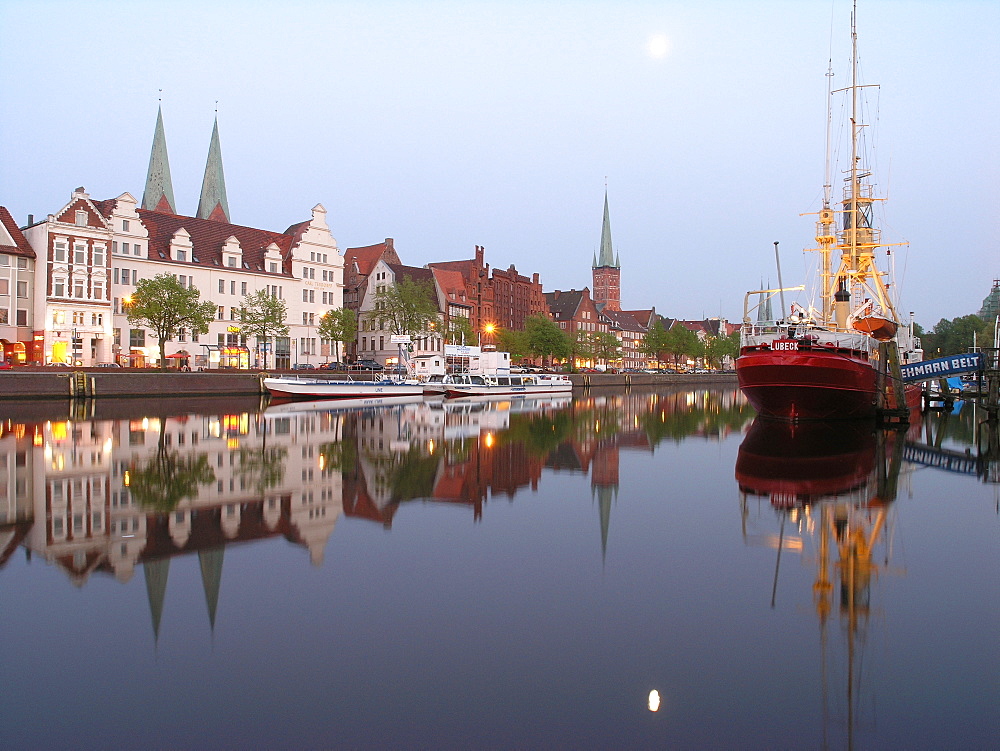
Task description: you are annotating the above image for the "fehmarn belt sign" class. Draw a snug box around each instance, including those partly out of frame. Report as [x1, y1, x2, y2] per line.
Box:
[900, 353, 984, 383]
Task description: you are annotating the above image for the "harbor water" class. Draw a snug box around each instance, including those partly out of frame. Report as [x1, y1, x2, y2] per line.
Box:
[0, 388, 996, 749]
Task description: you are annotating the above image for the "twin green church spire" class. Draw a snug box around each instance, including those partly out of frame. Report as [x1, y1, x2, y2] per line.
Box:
[142, 106, 231, 222]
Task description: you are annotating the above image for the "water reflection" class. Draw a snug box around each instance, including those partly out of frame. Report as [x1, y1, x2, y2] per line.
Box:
[0, 388, 751, 620]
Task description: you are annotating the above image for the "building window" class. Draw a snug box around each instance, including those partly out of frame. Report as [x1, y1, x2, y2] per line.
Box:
[55, 278, 66, 296]
[230, 280, 236, 296]
[217, 306, 224, 320]
[16, 309, 26, 326]
[269, 262, 277, 273]
[133, 244, 141, 257]
[122, 219, 130, 232]
[121, 269, 130, 285]
[93, 281, 105, 300]
[93, 245, 105, 267]
[227, 257, 237, 268]
[219, 279, 225, 293]
[176, 250, 187, 262]
[241, 281, 247, 296]
[74, 280, 84, 298]
[16, 281, 27, 298]
[0, 279, 7, 295]
[130, 329, 145, 348]
[74, 244, 86, 265]
[54, 241, 67, 262]
[75, 210, 88, 226]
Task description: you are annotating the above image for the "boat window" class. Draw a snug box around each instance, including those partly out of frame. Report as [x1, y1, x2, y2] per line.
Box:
[471, 376, 486, 385]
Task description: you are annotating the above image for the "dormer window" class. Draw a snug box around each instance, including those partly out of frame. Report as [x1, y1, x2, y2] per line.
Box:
[75, 211, 87, 226]
[227, 257, 237, 267]
[176, 250, 187, 262]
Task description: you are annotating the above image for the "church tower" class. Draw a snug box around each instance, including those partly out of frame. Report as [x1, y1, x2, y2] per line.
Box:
[141, 105, 177, 214]
[197, 116, 231, 222]
[592, 190, 621, 311]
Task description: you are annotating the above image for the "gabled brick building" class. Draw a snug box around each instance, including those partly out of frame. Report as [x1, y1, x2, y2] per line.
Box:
[428, 245, 545, 337]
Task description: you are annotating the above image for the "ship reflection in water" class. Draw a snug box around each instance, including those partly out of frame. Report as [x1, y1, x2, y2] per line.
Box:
[0, 390, 996, 748]
[737, 416, 914, 747]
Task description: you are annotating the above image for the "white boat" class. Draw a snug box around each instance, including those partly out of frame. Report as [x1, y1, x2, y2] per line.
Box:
[264, 393, 426, 414]
[263, 374, 424, 400]
[443, 372, 573, 398]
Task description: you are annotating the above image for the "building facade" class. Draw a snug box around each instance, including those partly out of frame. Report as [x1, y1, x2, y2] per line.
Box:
[0, 206, 37, 364]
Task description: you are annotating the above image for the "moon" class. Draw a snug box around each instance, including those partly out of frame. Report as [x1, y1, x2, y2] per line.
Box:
[647, 33, 670, 60]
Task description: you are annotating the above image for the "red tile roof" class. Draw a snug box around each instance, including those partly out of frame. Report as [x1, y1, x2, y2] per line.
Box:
[136, 208, 296, 276]
[0, 206, 35, 259]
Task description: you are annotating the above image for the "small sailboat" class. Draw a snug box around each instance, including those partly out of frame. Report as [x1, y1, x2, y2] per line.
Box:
[736, 2, 922, 421]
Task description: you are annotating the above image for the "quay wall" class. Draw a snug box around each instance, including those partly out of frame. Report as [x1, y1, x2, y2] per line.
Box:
[0, 368, 738, 400]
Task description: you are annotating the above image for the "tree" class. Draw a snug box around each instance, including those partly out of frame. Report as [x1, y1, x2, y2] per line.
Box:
[661, 324, 699, 368]
[641, 320, 670, 364]
[496, 326, 528, 361]
[923, 314, 994, 357]
[446, 315, 475, 346]
[126, 273, 217, 370]
[237, 290, 289, 369]
[318, 307, 358, 363]
[523, 313, 570, 365]
[371, 278, 439, 336]
[592, 331, 622, 366]
[570, 330, 594, 371]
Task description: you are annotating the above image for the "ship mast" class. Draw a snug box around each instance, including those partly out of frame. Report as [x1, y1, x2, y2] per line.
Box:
[813, 0, 904, 331]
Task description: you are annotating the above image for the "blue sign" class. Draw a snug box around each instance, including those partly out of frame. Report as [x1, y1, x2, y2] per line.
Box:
[900, 352, 984, 383]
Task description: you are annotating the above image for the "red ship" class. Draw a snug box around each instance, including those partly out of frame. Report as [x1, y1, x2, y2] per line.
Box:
[736, 9, 922, 422]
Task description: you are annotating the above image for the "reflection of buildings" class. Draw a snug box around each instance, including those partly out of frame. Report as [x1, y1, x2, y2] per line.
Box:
[0, 398, 343, 638]
[0, 386, 752, 640]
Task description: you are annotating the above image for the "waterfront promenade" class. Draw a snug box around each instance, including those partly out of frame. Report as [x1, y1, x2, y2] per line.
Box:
[0, 368, 737, 399]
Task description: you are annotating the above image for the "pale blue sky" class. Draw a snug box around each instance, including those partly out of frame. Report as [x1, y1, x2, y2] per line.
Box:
[1, 0, 996, 327]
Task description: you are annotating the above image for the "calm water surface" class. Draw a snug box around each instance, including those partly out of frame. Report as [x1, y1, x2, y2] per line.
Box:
[0, 388, 996, 749]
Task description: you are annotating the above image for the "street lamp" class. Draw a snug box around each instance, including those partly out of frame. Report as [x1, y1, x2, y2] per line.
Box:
[480, 322, 496, 348]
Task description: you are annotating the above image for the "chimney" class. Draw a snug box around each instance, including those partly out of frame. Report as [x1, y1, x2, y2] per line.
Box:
[27, 214, 33, 226]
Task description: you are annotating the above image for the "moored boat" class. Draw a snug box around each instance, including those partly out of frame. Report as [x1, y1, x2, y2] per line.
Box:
[263, 374, 424, 400]
[736, 3, 922, 421]
[443, 372, 573, 398]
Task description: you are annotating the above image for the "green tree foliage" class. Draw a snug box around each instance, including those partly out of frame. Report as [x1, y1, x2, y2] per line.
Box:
[641, 320, 669, 362]
[523, 313, 570, 364]
[663, 324, 700, 368]
[237, 289, 289, 369]
[446, 315, 475, 346]
[126, 273, 217, 370]
[921, 314, 995, 357]
[592, 331, 622, 365]
[703, 332, 739, 369]
[318, 307, 358, 362]
[371, 278, 439, 336]
[495, 326, 528, 360]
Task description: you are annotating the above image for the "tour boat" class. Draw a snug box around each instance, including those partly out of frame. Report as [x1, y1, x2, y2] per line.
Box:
[736, 3, 922, 421]
[263, 374, 424, 400]
[443, 372, 573, 398]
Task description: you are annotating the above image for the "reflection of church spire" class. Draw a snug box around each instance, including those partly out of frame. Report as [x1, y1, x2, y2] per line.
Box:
[144, 558, 170, 643]
[593, 484, 617, 562]
[199, 547, 224, 631]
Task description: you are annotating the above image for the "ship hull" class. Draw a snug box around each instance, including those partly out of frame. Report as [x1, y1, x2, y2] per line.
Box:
[737, 347, 878, 421]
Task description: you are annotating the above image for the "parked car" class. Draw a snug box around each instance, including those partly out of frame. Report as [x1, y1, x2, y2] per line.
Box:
[45, 361, 70, 367]
[292, 363, 316, 370]
[96, 362, 122, 368]
[350, 360, 383, 371]
[0, 361, 12, 370]
[318, 361, 343, 370]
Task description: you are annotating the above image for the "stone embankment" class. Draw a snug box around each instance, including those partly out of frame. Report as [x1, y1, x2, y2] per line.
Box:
[0, 368, 737, 400]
